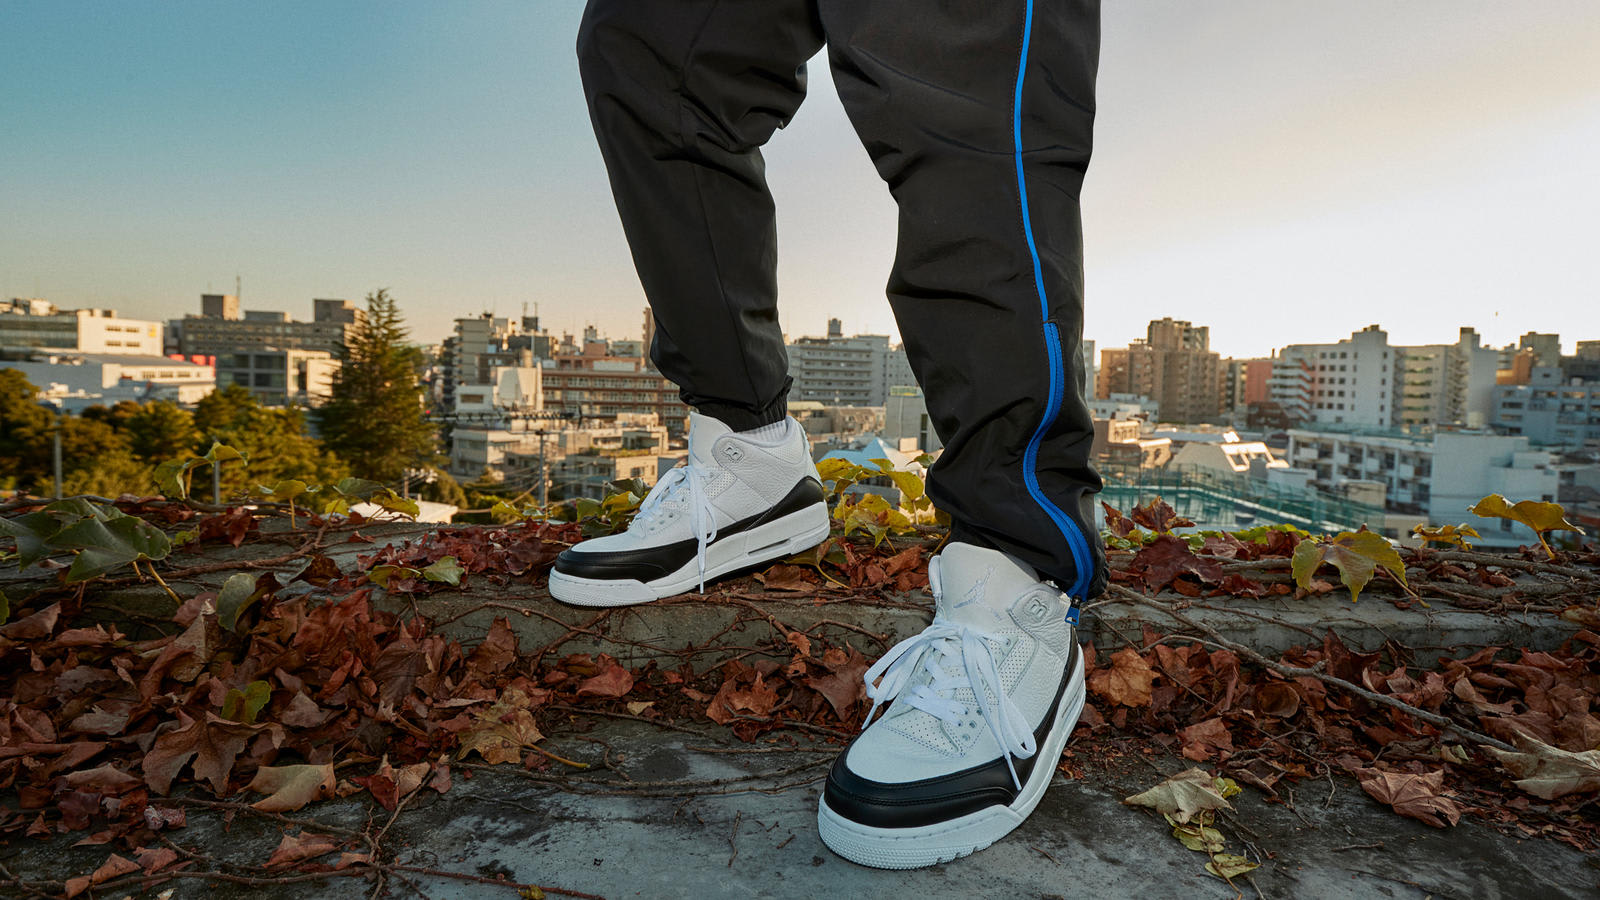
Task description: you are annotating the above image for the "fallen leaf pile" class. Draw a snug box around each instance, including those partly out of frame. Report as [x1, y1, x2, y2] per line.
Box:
[0, 518, 895, 857]
[1, 491, 1597, 890]
[1071, 626, 1600, 848]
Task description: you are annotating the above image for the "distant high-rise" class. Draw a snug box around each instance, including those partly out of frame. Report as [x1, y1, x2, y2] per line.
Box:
[1097, 318, 1222, 424]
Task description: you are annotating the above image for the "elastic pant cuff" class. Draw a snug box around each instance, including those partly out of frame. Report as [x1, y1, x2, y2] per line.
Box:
[692, 399, 788, 432]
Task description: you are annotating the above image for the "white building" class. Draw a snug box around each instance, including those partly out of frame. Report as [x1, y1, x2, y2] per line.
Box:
[1169, 440, 1289, 478]
[1271, 326, 1499, 429]
[786, 318, 910, 408]
[455, 366, 544, 416]
[1286, 428, 1557, 547]
[883, 385, 942, 453]
[5, 352, 215, 411]
[1493, 366, 1600, 449]
[1, 300, 165, 355]
[1088, 393, 1158, 422]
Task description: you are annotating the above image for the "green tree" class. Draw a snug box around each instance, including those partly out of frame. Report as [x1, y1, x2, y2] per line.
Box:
[0, 369, 52, 488]
[80, 400, 141, 433]
[124, 400, 202, 462]
[193, 384, 346, 495]
[62, 450, 152, 498]
[314, 289, 437, 482]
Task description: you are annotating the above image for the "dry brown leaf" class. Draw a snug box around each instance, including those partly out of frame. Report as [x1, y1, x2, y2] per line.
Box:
[1089, 648, 1155, 708]
[457, 688, 544, 765]
[265, 831, 339, 867]
[1357, 768, 1461, 828]
[1123, 768, 1238, 824]
[246, 763, 337, 812]
[1489, 728, 1600, 800]
[63, 852, 139, 898]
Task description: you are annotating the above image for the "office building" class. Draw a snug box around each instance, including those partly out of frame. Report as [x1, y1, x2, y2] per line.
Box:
[175, 295, 362, 359]
[2, 299, 165, 355]
[214, 348, 339, 407]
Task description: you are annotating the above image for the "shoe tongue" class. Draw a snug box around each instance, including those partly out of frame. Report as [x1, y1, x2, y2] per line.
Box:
[687, 411, 734, 463]
[930, 543, 1040, 629]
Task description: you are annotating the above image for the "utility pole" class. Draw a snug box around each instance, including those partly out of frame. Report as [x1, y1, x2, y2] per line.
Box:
[51, 414, 63, 500]
[537, 430, 549, 510]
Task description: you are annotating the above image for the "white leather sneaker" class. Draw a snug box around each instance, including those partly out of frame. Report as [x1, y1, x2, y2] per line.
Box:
[818, 542, 1085, 869]
[548, 411, 830, 607]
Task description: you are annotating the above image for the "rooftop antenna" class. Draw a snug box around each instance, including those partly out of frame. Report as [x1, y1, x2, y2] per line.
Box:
[236, 274, 241, 300]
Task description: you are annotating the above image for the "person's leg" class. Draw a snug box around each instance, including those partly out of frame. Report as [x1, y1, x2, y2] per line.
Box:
[820, 0, 1106, 599]
[813, 0, 1103, 868]
[558, 1, 832, 607]
[577, 0, 825, 430]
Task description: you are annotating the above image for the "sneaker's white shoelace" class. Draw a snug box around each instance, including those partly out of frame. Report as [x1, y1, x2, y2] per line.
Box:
[861, 620, 1038, 788]
[634, 462, 719, 591]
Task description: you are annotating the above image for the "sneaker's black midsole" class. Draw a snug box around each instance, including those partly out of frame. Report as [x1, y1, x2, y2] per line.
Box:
[823, 641, 1080, 829]
[552, 476, 826, 582]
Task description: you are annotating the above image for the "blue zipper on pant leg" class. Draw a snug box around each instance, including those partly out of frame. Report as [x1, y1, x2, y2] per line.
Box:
[1014, 0, 1094, 601]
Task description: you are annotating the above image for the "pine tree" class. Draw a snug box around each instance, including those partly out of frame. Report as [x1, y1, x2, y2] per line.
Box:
[314, 289, 436, 482]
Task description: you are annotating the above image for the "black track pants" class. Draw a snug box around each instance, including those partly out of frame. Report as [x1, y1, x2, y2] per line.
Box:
[578, 0, 1108, 598]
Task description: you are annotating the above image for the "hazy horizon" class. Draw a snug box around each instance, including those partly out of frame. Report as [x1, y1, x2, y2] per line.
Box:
[3, 1, 1597, 359]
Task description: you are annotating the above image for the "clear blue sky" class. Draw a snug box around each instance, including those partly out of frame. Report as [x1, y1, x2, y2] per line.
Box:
[3, 1, 1597, 358]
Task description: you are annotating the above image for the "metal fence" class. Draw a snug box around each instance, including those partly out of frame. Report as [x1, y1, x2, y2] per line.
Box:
[1095, 463, 1384, 534]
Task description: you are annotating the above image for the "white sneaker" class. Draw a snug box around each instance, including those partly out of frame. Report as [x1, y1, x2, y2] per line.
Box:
[548, 411, 830, 607]
[817, 542, 1085, 869]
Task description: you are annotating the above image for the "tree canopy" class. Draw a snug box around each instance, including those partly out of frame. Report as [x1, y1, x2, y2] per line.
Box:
[314, 289, 437, 483]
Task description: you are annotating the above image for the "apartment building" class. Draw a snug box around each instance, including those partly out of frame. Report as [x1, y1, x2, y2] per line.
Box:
[1, 299, 164, 355]
[1493, 366, 1600, 449]
[786, 318, 911, 407]
[1097, 317, 1222, 423]
[1285, 428, 1556, 546]
[540, 354, 688, 428]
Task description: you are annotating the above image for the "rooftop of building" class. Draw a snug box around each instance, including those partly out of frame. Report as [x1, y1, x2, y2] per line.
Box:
[3, 349, 213, 369]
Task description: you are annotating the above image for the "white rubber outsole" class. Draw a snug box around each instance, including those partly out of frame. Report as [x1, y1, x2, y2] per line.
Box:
[817, 651, 1087, 869]
[547, 503, 831, 607]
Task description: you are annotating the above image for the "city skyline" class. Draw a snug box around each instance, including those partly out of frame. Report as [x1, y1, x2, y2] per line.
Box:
[3, 2, 1598, 359]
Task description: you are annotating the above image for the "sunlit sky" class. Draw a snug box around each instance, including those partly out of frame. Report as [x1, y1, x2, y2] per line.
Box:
[3, 1, 1597, 359]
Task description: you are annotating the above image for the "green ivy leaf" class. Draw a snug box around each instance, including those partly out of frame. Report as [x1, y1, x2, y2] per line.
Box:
[216, 572, 268, 632]
[421, 556, 464, 586]
[154, 458, 191, 500]
[202, 442, 248, 467]
[255, 479, 308, 502]
[1291, 530, 1406, 603]
[54, 512, 172, 583]
[369, 565, 420, 590]
[221, 680, 272, 724]
[1469, 494, 1585, 558]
